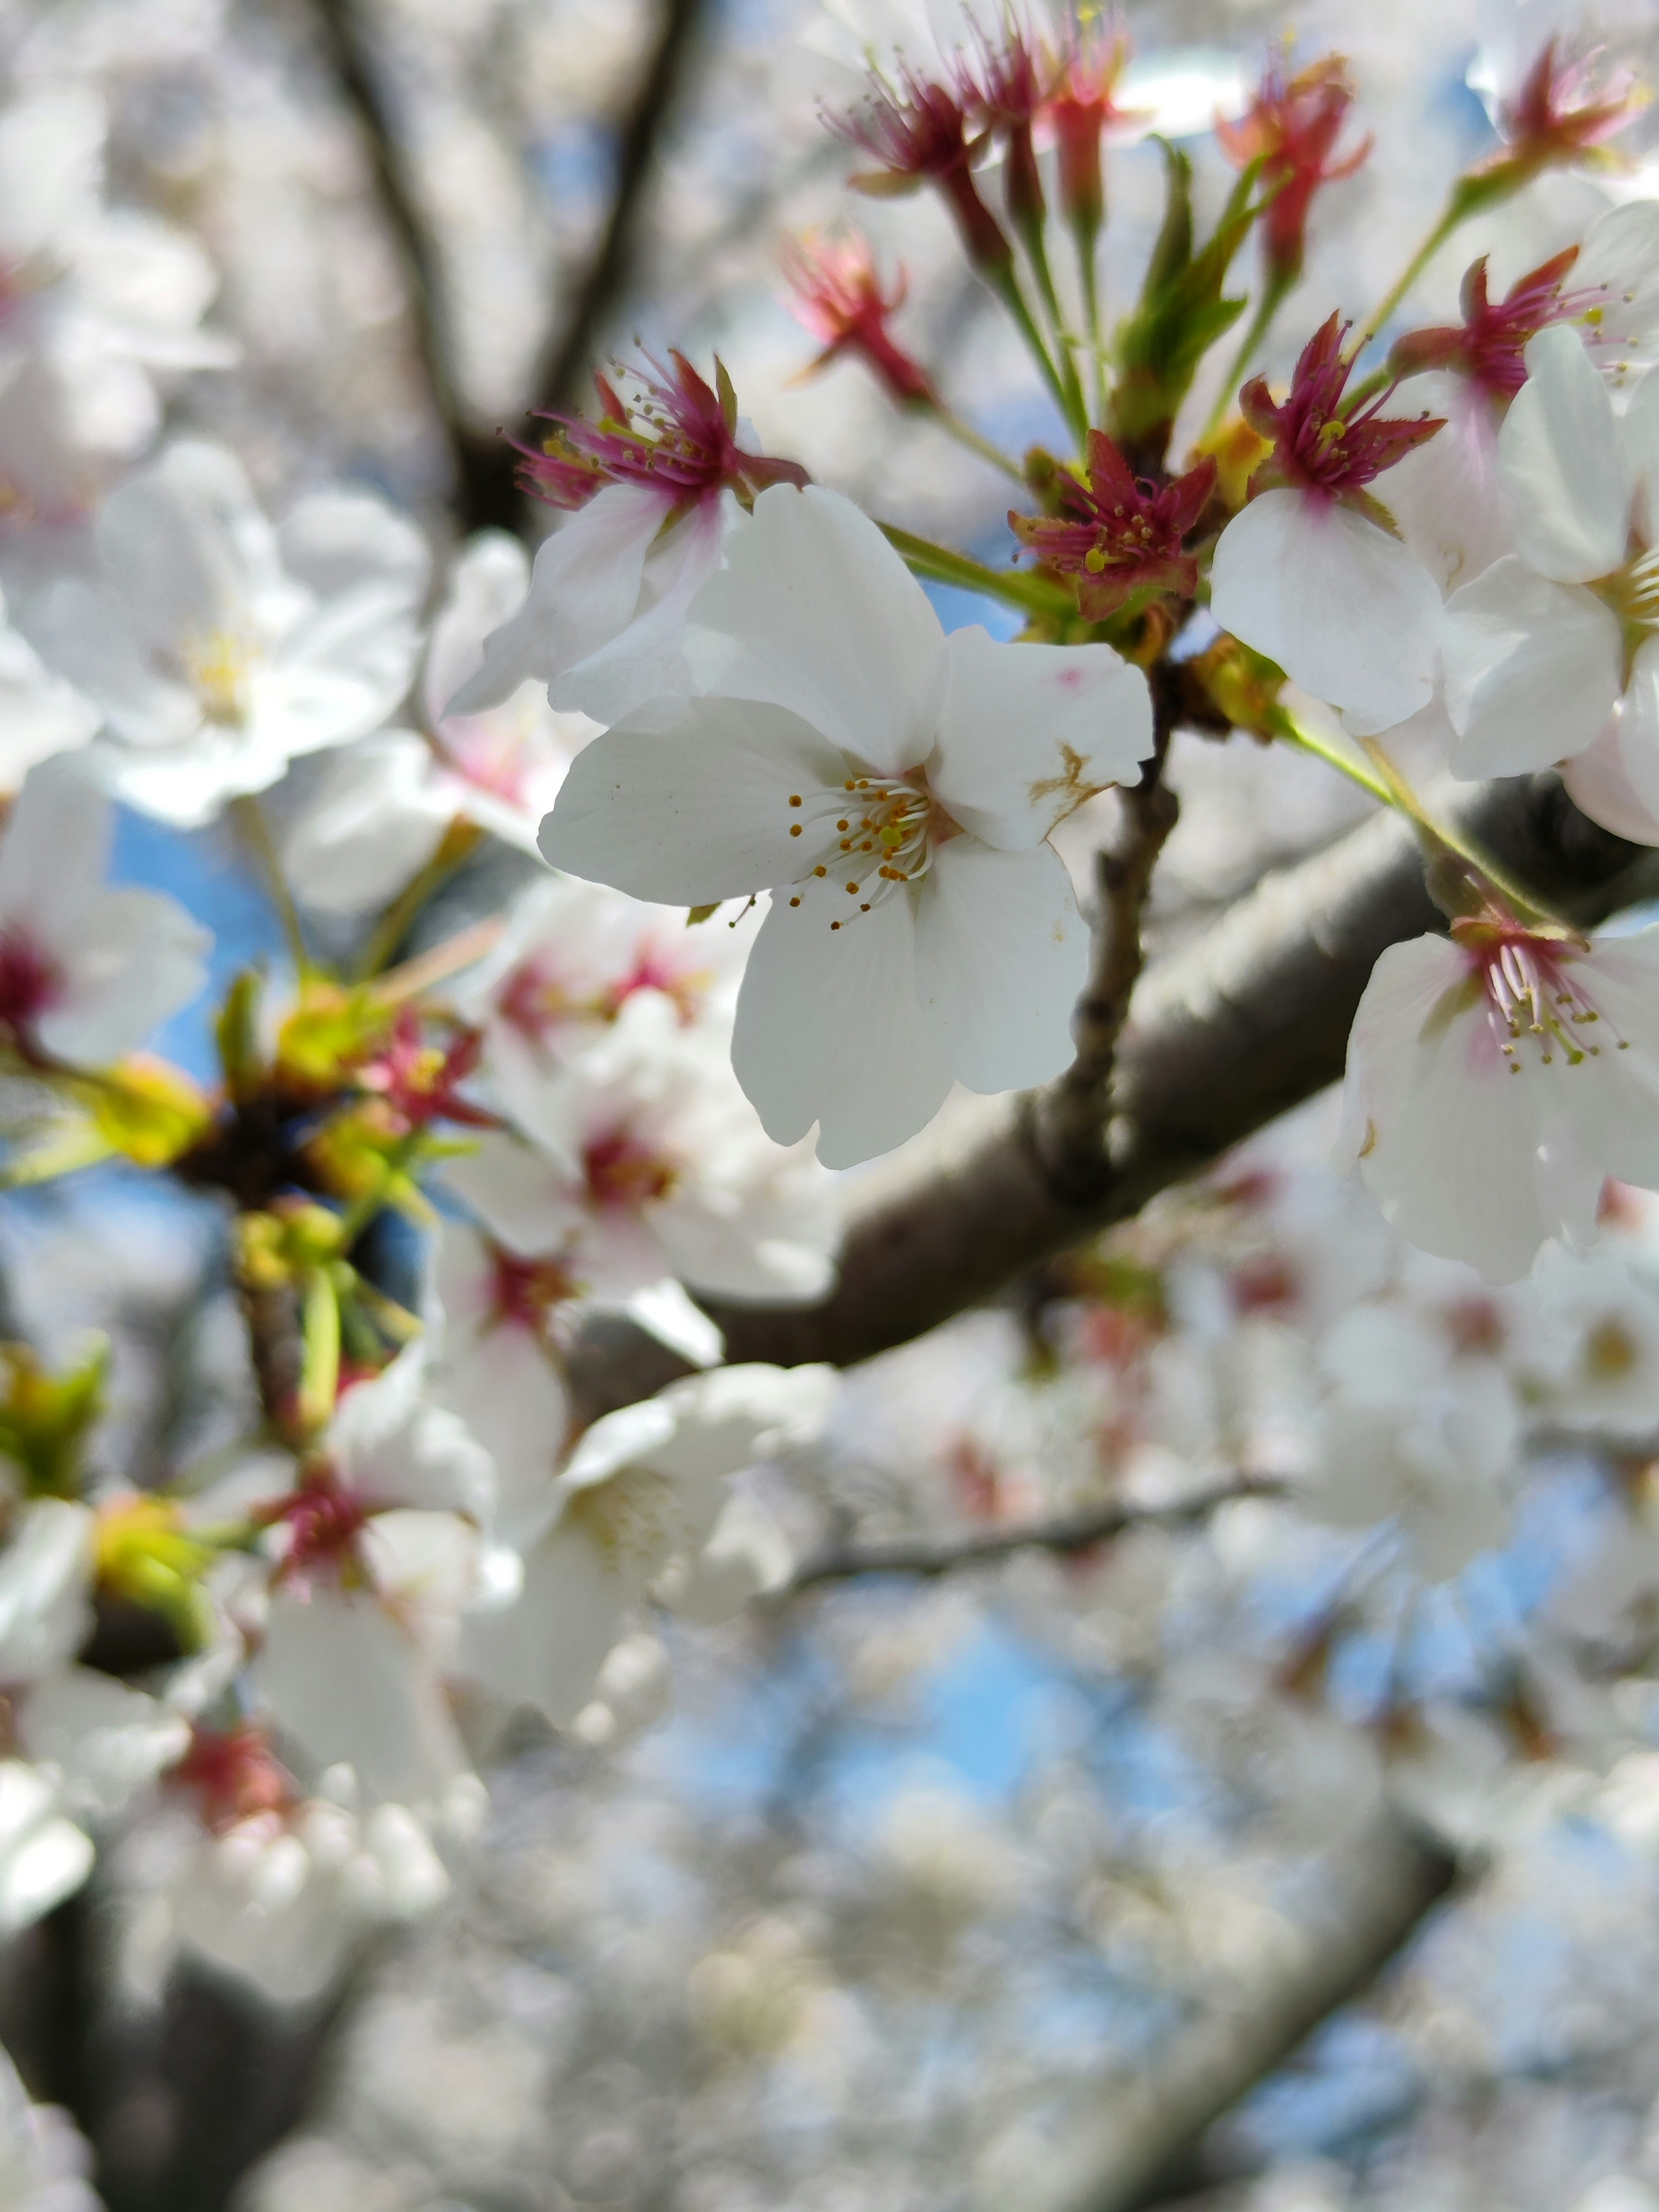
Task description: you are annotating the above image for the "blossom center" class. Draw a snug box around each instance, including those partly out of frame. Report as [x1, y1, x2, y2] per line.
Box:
[785, 772, 955, 929]
[180, 627, 259, 727]
[566, 1465, 681, 1575]
[1459, 926, 1627, 1073]
[490, 1245, 578, 1330]
[0, 927, 61, 1041]
[584, 1128, 678, 1211]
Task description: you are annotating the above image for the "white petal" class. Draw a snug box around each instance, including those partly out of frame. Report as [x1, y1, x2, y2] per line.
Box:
[1500, 325, 1630, 582]
[731, 882, 953, 1167]
[439, 1131, 582, 1259]
[283, 733, 450, 915]
[19, 1667, 188, 1817]
[0, 1500, 94, 1682]
[1616, 634, 1659, 831]
[538, 696, 848, 903]
[255, 1586, 468, 1809]
[95, 439, 282, 651]
[422, 531, 530, 727]
[1560, 703, 1659, 845]
[556, 496, 725, 724]
[686, 484, 946, 775]
[276, 489, 430, 609]
[443, 483, 666, 715]
[928, 628, 1153, 849]
[1380, 377, 1513, 595]
[40, 885, 211, 1065]
[913, 837, 1088, 1093]
[1209, 489, 1439, 735]
[1441, 556, 1622, 775]
[460, 1520, 625, 1728]
[329, 1348, 496, 1519]
[1578, 199, 1659, 361]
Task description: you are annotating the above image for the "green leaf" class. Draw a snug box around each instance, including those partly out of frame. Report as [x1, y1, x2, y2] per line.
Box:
[1109, 147, 1262, 463]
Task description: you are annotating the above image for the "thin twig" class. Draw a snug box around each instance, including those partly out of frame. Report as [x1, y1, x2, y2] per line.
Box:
[785, 1475, 1281, 1592]
[1029, 722, 1180, 1199]
[536, 0, 714, 415]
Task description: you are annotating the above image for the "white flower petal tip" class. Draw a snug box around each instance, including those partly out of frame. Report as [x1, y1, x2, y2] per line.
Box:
[1336, 923, 1659, 1285]
[1209, 489, 1440, 736]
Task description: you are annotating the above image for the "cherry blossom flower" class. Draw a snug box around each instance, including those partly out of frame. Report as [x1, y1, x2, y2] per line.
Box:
[1441, 325, 1659, 786]
[16, 439, 428, 826]
[1216, 54, 1371, 289]
[443, 990, 837, 1306]
[0, 590, 97, 795]
[1501, 1245, 1659, 1439]
[831, 58, 1011, 280]
[460, 1363, 830, 1728]
[0, 89, 233, 529]
[1042, 16, 1138, 242]
[783, 232, 937, 408]
[1208, 315, 1444, 736]
[454, 872, 753, 1103]
[1468, 38, 1646, 200]
[1305, 1302, 1516, 1579]
[282, 533, 598, 915]
[541, 485, 1154, 1166]
[159, 1727, 454, 2005]
[1335, 909, 1659, 1284]
[425, 1218, 572, 1536]
[241, 1354, 493, 1811]
[1010, 432, 1216, 619]
[448, 353, 804, 730]
[0, 763, 209, 1070]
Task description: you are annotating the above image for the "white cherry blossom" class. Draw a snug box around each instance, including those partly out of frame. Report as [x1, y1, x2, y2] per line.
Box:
[1306, 1302, 1517, 1579]
[461, 1363, 831, 1727]
[1335, 913, 1659, 1283]
[17, 440, 428, 826]
[1502, 1244, 1659, 1438]
[0, 762, 210, 1069]
[282, 532, 597, 914]
[541, 484, 1154, 1166]
[445, 990, 837, 1305]
[1442, 325, 1659, 783]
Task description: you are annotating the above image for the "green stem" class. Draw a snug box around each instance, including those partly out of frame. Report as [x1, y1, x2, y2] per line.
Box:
[932, 407, 1027, 484]
[297, 1266, 340, 1436]
[1074, 216, 1107, 426]
[1275, 712, 1396, 805]
[1201, 269, 1292, 441]
[356, 817, 483, 980]
[230, 795, 309, 976]
[878, 523, 1075, 619]
[1018, 217, 1090, 442]
[988, 261, 1084, 451]
[334, 1131, 423, 1249]
[1353, 206, 1459, 351]
[1357, 736, 1565, 927]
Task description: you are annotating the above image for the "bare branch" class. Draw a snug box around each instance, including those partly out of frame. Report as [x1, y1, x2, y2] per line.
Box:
[306, 0, 520, 533]
[786, 1476, 1281, 1591]
[1031, 1815, 1459, 2212]
[536, 0, 715, 416]
[1030, 733, 1181, 1199]
[567, 774, 1659, 1417]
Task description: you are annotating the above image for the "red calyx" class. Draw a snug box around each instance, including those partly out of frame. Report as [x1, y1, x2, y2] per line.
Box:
[832, 63, 1012, 276]
[356, 1010, 498, 1133]
[1388, 249, 1583, 399]
[1010, 431, 1217, 620]
[1483, 37, 1643, 183]
[1242, 313, 1443, 496]
[171, 1723, 296, 1834]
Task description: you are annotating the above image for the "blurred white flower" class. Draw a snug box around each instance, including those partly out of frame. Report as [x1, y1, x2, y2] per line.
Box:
[461, 1363, 832, 1727]
[18, 440, 427, 826]
[445, 990, 838, 1306]
[1335, 917, 1659, 1282]
[1503, 1245, 1659, 1437]
[0, 1761, 92, 1940]
[0, 2041, 99, 2212]
[282, 532, 597, 914]
[1306, 1303, 1517, 1578]
[0, 761, 210, 1068]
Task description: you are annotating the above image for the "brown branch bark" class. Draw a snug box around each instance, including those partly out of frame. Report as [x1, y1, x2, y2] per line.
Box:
[786, 1476, 1279, 1590]
[536, 0, 714, 416]
[1030, 740, 1181, 1200]
[566, 773, 1659, 1418]
[308, 0, 712, 534]
[1029, 1816, 1459, 2212]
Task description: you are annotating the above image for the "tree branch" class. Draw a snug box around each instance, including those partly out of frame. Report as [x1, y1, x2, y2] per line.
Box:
[536, 0, 714, 417]
[786, 1476, 1279, 1591]
[1030, 734, 1181, 1199]
[566, 774, 1659, 1417]
[1029, 1815, 1459, 2212]
[308, 0, 712, 534]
